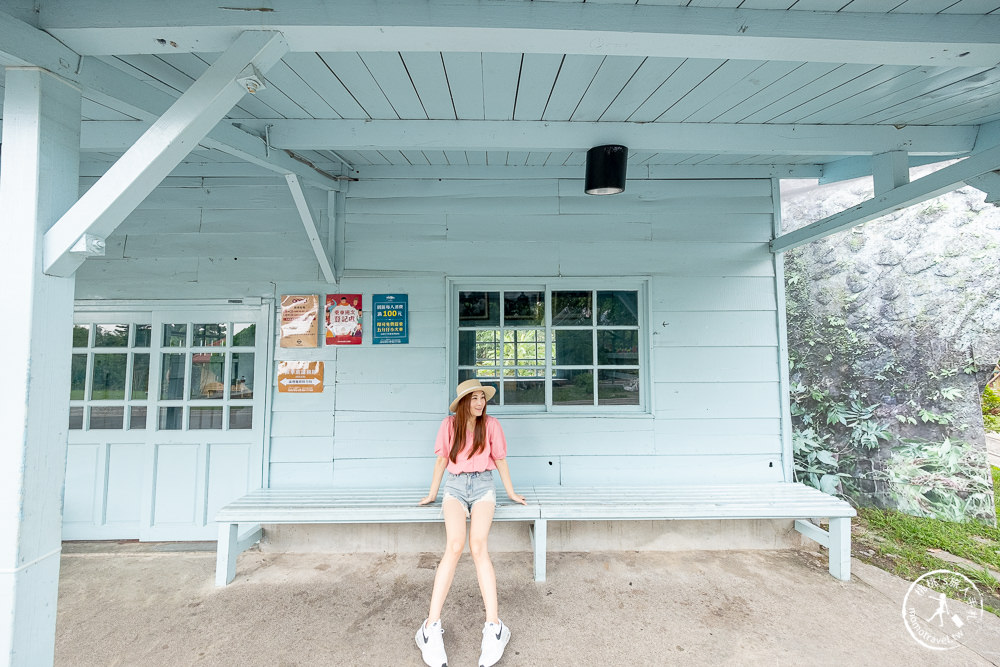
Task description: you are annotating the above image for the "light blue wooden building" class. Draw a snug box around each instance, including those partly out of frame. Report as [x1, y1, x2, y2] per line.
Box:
[2, 0, 1000, 663]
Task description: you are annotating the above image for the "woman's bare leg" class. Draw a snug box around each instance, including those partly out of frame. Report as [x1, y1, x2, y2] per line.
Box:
[469, 499, 498, 624]
[426, 497, 468, 622]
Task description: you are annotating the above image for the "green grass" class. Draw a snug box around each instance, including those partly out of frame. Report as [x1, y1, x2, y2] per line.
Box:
[853, 466, 1000, 616]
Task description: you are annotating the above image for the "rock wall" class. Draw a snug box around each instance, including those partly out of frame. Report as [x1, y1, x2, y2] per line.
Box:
[782, 169, 1000, 524]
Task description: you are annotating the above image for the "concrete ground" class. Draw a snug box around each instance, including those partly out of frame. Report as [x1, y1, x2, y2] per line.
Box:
[55, 542, 1000, 666]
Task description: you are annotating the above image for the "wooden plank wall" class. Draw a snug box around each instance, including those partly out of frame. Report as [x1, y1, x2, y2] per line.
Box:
[75, 174, 785, 492]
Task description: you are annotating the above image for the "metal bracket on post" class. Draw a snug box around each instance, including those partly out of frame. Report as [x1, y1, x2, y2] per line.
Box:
[70, 234, 106, 257]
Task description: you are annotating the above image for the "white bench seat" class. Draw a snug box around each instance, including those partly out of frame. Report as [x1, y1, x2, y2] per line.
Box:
[214, 483, 855, 586]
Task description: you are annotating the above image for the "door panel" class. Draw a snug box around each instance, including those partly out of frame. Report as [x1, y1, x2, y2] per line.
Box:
[64, 302, 270, 541]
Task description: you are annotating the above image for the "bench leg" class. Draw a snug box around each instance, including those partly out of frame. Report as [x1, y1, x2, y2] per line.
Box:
[531, 519, 547, 582]
[216, 523, 263, 587]
[216, 523, 239, 587]
[828, 517, 851, 582]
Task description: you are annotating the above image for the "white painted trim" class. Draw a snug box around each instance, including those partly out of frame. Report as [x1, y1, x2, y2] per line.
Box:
[0, 548, 61, 574]
[43, 31, 290, 277]
[262, 120, 973, 156]
[771, 140, 1000, 253]
[40, 1, 1000, 68]
[771, 178, 794, 484]
[286, 174, 335, 284]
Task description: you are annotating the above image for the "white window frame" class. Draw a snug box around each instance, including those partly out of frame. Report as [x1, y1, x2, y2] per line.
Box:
[448, 277, 651, 415]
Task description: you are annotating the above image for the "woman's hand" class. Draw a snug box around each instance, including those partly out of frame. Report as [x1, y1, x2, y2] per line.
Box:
[508, 492, 527, 506]
[418, 495, 436, 506]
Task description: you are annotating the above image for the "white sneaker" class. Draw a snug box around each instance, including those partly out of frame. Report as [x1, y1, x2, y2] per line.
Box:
[478, 620, 511, 667]
[415, 618, 447, 667]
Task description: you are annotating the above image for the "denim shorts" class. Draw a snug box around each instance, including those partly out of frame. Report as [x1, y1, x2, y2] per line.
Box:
[442, 471, 496, 516]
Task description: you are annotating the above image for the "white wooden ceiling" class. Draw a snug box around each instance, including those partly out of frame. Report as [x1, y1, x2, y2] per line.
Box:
[1, 0, 999, 181]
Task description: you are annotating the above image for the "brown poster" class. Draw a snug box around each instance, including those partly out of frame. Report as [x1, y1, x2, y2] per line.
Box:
[280, 295, 319, 348]
[277, 361, 324, 393]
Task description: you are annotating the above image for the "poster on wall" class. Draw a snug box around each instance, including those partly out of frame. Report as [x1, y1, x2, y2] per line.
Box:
[373, 294, 409, 345]
[326, 294, 363, 345]
[279, 295, 319, 348]
[277, 361, 324, 393]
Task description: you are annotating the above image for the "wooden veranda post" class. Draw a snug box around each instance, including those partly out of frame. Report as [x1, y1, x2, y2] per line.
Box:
[0, 67, 81, 666]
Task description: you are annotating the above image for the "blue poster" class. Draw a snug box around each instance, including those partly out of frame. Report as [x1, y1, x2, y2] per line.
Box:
[372, 294, 408, 345]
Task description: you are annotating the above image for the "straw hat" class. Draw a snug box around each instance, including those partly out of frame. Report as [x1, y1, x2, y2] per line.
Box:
[449, 379, 496, 413]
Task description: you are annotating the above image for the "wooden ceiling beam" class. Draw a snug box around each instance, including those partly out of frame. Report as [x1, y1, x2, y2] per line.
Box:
[36, 0, 1000, 67]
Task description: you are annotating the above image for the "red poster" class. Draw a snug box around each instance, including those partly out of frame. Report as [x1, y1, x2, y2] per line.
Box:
[326, 294, 362, 345]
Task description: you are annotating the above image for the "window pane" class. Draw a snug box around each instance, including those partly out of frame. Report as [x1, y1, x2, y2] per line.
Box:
[69, 407, 83, 430]
[475, 330, 499, 366]
[95, 324, 129, 347]
[599, 369, 640, 406]
[233, 323, 256, 346]
[72, 325, 90, 347]
[231, 353, 255, 399]
[503, 379, 545, 405]
[163, 324, 187, 347]
[553, 329, 593, 366]
[130, 407, 147, 430]
[552, 370, 594, 406]
[230, 406, 253, 430]
[503, 329, 545, 367]
[134, 324, 152, 348]
[89, 406, 124, 429]
[597, 291, 638, 326]
[552, 291, 592, 325]
[158, 406, 183, 430]
[458, 330, 477, 366]
[131, 354, 150, 399]
[190, 407, 223, 429]
[597, 330, 639, 365]
[91, 354, 127, 399]
[191, 353, 226, 399]
[160, 353, 186, 400]
[193, 323, 227, 347]
[504, 291, 543, 325]
[459, 291, 500, 327]
[71, 354, 87, 399]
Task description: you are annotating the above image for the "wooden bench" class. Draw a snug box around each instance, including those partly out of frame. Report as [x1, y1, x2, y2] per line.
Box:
[214, 482, 855, 587]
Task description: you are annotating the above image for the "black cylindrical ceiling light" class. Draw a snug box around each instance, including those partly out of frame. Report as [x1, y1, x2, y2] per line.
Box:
[585, 144, 628, 195]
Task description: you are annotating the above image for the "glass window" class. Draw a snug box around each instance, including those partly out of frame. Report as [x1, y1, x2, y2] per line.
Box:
[130, 406, 148, 430]
[91, 354, 127, 400]
[456, 285, 643, 411]
[134, 324, 152, 348]
[193, 323, 227, 347]
[160, 353, 186, 400]
[191, 353, 225, 400]
[71, 315, 259, 433]
[90, 406, 124, 429]
[158, 406, 184, 430]
[190, 406, 223, 429]
[232, 323, 256, 346]
[71, 354, 87, 400]
[230, 353, 255, 399]
[131, 354, 150, 399]
[459, 291, 500, 327]
[72, 325, 90, 347]
[68, 406, 84, 430]
[230, 406, 253, 429]
[95, 324, 129, 347]
[163, 324, 187, 347]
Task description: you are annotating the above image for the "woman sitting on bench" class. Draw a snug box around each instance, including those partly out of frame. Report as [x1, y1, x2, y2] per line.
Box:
[417, 379, 527, 667]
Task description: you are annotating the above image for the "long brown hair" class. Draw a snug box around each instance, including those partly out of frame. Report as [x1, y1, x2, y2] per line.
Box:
[449, 393, 487, 463]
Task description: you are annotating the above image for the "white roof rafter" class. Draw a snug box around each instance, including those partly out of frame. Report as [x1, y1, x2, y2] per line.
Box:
[36, 0, 1000, 68]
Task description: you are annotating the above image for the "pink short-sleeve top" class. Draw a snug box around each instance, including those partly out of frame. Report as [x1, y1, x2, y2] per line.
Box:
[434, 415, 507, 474]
